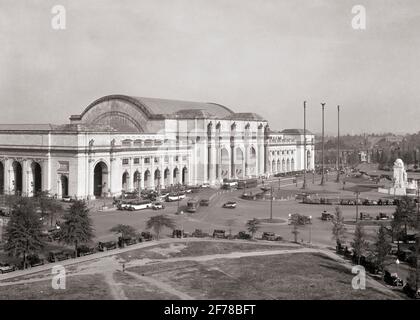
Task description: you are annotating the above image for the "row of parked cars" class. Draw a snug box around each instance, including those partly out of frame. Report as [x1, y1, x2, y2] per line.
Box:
[303, 197, 399, 206]
[0, 231, 155, 274]
[171, 228, 282, 241]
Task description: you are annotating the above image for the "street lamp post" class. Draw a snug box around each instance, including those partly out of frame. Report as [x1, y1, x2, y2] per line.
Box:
[302, 101, 307, 189]
[309, 215, 312, 243]
[270, 185, 273, 221]
[355, 191, 360, 222]
[336, 105, 341, 183]
[320, 103, 326, 186]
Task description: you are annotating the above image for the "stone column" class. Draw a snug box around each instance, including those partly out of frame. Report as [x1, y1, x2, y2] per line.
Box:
[128, 157, 133, 191]
[140, 156, 145, 189]
[150, 157, 155, 189]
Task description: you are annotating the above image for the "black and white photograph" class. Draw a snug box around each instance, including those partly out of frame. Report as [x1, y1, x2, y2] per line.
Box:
[0, 0, 420, 307]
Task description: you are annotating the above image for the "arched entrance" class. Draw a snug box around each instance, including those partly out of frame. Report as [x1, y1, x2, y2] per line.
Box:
[307, 150, 311, 170]
[291, 158, 295, 171]
[282, 159, 286, 172]
[31, 162, 42, 196]
[61, 175, 69, 197]
[173, 167, 179, 184]
[133, 171, 141, 191]
[220, 148, 230, 178]
[248, 147, 256, 176]
[122, 171, 129, 192]
[271, 159, 276, 174]
[235, 148, 244, 178]
[0, 162, 4, 195]
[154, 169, 161, 189]
[164, 168, 170, 187]
[144, 170, 151, 189]
[12, 161, 23, 195]
[287, 159, 291, 172]
[277, 160, 281, 173]
[182, 167, 188, 185]
[94, 161, 108, 197]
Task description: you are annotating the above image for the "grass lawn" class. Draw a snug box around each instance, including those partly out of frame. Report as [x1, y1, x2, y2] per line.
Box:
[0, 274, 112, 300]
[127, 252, 399, 300]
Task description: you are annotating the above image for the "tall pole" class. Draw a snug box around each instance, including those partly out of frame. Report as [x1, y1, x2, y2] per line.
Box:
[320, 103, 326, 186]
[302, 101, 307, 189]
[270, 185, 273, 221]
[336, 105, 340, 182]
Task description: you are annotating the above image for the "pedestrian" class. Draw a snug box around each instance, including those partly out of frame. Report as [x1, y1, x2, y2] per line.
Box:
[122, 263, 125, 272]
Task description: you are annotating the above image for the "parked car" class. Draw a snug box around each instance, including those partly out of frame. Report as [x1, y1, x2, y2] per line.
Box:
[213, 229, 226, 239]
[236, 231, 252, 240]
[383, 270, 404, 286]
[77, 245, 96, 256]
[321, 211, 334, 221]
[192, 229, 208, 238]
[48, 250, 73, 263]
[172, 229, 184, 238]
[62, 196, 72, 202]
[359, 212, 373, 220]
[118, 237, 137, 248]
[376, 212, 390, 220]
[97, 241, 118, 252]
[222, 201, 237, 209]
[140, 231, 154, 241]
[199, 199, 210, 206]
[151, 201, 165, 210]
[26, 254, 44, 267]
[0, 263, 15, 274]
[262, 232, 276, 241]
[201, 183, 210, 188]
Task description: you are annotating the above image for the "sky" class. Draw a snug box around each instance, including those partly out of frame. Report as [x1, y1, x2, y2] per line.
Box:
[0, 0, 419, 134]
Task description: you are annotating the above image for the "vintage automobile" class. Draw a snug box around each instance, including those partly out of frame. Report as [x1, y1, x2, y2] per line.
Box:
[376, 212, 390, 220]
[151, 201, 165, 210]
[48, 250, 74, 263]
[77, 245, 96, 256]
[321, 211, 334, 221]
[262, 232, 276, 241]
[26, 254, 44, 267]
[212, 229, 226, 239]
[97, 241, 118, 252]
[384, 270, 404, 287]
[191, 229, 209, 238]
[359, 212, 373, 220]
[222, 201, 237, 209]
[140, 231, 154, 241]
[0, 263, 15, 274]
[236, 231, 252, 240]
[172, 229, 184, 238]
[199, 199, 210, 206]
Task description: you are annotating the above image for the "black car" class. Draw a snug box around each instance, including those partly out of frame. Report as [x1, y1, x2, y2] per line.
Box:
[192, 229, 208, 238]
[140, 231, 154, 241]
[213, 229, 226, 239]
[172, 229, 184, 238]
[48, 250, 73, 263]
[27, 254, 44, 267]
[383, 270, 403, 287]
[199, 199, 210, 206]
[236, 231, 251, 240]
[97, 241, 118, 252]
[262, 232, 276, 241]
[77, 245, 96, 256]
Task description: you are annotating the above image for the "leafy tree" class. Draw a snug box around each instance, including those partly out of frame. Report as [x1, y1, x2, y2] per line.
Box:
[36, 191, 63, 227]
[245, 218, 260, 239]
[146, 214, 175, 240]
[351, 222, 369, 265]
[3, 197, 45, 269]
[373, 225, 391, 271]
[392, 196, 417, 249]
[110, 224, 137, 239]
[59, 200, 94, 258]
[331, 206, 346, 248]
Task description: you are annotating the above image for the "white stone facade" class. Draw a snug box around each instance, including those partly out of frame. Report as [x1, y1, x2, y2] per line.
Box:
[0, 95, 315, 199]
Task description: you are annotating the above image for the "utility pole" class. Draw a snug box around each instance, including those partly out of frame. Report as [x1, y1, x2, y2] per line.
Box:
[320, 103, 326, 186]
[270, 185, 273, 221]
[336, 105, 340, 183]
[355, 191, 360, 222]
[302, 101, 307, 189]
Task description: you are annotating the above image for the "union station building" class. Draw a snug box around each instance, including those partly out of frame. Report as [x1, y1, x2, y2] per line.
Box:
[0, 95, 315, 199]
